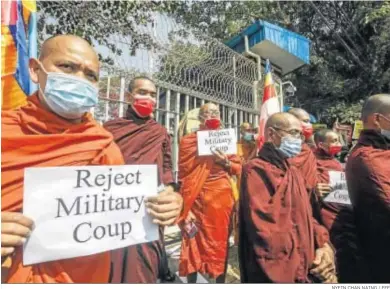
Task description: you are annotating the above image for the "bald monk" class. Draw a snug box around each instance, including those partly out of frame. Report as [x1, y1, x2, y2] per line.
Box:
[178, 103, 241, 283]
[239, 113, 336, 283]
[1, 35, 125, 283]
[288, 108, 318, 194]
[237, 122, 257, 163]
[104, 76, 183, 283]
[346, 94, 390, 282]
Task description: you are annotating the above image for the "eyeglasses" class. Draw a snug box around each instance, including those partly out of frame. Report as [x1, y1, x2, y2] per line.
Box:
[202, 110, 220, 117]
[379, 114, 390, 123]
[273, 127, 303, 139]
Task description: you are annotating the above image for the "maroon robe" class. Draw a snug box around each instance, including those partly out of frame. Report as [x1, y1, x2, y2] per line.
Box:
[290, 143, 318, 193]
[239, 143, 329, 283]
[346, 130, 390, 282]
[315, 151, 365, 282]
[104, 108, 174, 283]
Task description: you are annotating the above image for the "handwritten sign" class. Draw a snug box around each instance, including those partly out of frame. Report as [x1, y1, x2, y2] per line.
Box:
[23, 165, 158, 266]
[197, 128, 237, 156]
[352, 120, 363, 140]
[323, 171, 351, 205]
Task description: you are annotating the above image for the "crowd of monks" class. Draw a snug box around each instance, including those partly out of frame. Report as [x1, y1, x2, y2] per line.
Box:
[1, 34, 390, 284]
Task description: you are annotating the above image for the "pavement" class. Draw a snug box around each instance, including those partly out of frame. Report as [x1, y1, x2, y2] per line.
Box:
[162, 225, 240, 284]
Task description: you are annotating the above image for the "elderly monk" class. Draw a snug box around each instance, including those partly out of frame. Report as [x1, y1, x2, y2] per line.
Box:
[346, 94, 390, 282]
[239, 112, 336, 283]
[178, 103, 241, 283]
[314, 129, 364, 282]
[104, 76, 183, 283]
[1, 35, 125, 283]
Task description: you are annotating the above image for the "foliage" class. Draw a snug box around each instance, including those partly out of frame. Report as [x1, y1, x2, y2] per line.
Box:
[171, 1, 390, 122]
[37, 1, 180, 65]
[37, 1, 390, 123]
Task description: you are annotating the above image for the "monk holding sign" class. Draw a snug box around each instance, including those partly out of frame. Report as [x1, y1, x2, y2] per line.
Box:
[314, 129, 365, 282]
[178, 103, 241, 283]
[346, 94, 390, 282]
[1, 35, 125, 283]
[104, 76, 183, 283]
[239, 113, 336, 283]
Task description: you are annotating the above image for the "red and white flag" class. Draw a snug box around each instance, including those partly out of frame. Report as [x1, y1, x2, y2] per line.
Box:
[257, 59, 281, 149]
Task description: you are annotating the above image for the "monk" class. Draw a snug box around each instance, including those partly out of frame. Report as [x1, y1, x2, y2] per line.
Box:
[239, 112, 336, 283]
[288, 108, 318, 194]
[314, 129, 365, 282]
[346, 94, 390, 282]
[104, 76, 183, 283]
[313, 129, 344, 229]
[1, 35, 125, 283]
[178, 103, 241, 283]
[237, 122, 257, 163]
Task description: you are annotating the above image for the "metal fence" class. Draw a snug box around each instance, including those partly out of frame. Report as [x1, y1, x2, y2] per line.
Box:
[91, 14, 282, 179]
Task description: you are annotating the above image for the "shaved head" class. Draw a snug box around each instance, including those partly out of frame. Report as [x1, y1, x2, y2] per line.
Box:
[288, 108, 310, 123]
[362, 94, 390, 122]
[266, 112, 300, 131]
[29, 34, 100, 120]
[199, 102, 218, 117]
[39, 35, 98, 62]
[314, 129, 339, 145]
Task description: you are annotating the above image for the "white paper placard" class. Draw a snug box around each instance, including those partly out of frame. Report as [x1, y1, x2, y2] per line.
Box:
[323, 171, 351, 205]
[197, 128, 237, 156]
[23, 165, 159, 266]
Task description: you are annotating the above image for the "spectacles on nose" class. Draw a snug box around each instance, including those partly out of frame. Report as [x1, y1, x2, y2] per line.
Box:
[379, 114, 390, 123]
[273, 127, 303, 139]
[203, 110, 220, 117]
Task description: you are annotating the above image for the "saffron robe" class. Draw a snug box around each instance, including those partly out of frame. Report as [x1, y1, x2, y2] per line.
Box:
[178, 132, 241, 278]
[1, 94, 124, 283]
[346, 130, 390, 282]
[104, 108, 175, 283]
[239, 143, 329, 283]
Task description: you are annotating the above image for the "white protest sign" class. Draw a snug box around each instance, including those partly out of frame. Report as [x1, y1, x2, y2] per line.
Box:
[23, 165, 158, 266]
[197, 128, 237, 156]
[323, 171, 351, 205]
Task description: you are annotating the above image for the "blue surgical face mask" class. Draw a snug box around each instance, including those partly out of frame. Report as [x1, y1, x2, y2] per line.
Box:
[381, 129, 390, 140]
[379, 115, 390, 140]
[277, 136, 302, 158]
[243, 132, 254, 142]
[39, 70, 98, 120]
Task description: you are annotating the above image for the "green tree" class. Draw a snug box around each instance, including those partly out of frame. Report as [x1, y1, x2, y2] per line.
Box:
[37, 0, 180, 64]
[171, 1, 390, 123]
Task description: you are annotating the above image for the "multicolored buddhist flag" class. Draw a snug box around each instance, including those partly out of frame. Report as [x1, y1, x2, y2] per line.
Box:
[1, 0, 37, 110]
[257, 59, 281, 149]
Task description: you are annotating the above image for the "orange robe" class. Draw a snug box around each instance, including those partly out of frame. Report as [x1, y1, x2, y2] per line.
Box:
[178, 132, 241, 278]
[1, 94, 124, 283]
[237, 139, 257, 163]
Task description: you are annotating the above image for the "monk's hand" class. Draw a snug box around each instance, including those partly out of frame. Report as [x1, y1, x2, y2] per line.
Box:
[212, 149, 229, 166]
[1, 212, 34, 258]
[310, 243, 336, 282]
[184, 210, 196, 224]
[315, 183, 332, 198]
[145, 186, 183, 226]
